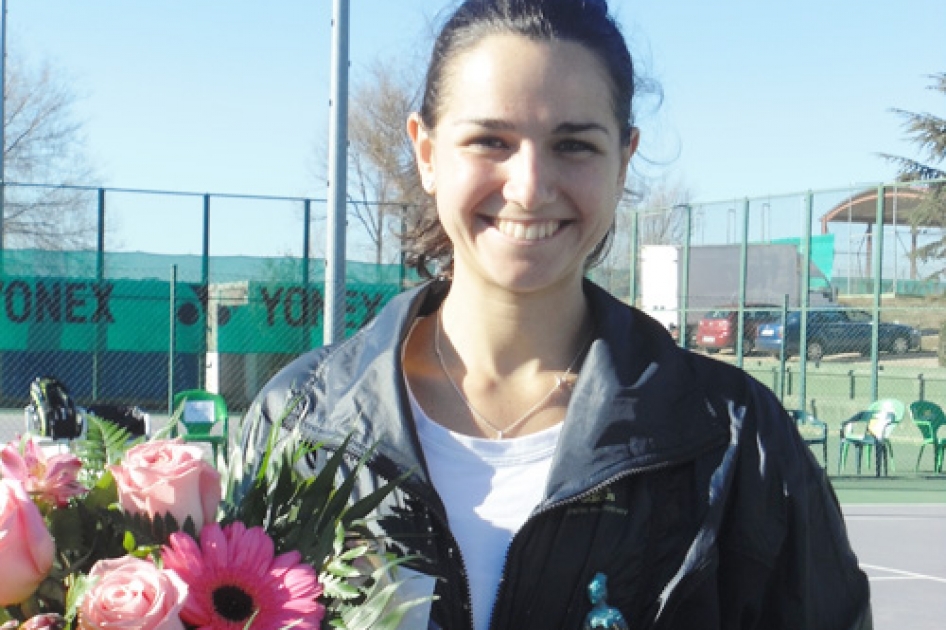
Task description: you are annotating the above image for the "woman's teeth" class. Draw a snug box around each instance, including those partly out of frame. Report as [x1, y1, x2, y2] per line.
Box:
[494, 219, 561, 241]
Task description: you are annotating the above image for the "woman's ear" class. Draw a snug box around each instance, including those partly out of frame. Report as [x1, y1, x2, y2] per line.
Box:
[408, 113, 436, 194]
[619, 127, 640, 186]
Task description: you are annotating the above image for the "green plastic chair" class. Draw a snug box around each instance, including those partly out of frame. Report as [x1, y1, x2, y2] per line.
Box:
[908, 400, 946, 473]
[838, 398, 905, 477]
[171, 389, 230, 465]
[788, 409, 828, 469]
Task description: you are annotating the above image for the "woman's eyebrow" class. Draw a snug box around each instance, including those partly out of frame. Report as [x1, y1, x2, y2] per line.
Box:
[453, 118, 611, 136]
[554, 122, 611, 136]
[455, 117, 514, 130]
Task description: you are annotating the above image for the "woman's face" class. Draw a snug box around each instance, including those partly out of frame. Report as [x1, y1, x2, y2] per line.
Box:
[409, 33, 638, 296]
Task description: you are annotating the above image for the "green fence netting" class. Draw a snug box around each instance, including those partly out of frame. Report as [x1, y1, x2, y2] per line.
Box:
[0, 249, 411, 409]
[3, 181, 946, 478]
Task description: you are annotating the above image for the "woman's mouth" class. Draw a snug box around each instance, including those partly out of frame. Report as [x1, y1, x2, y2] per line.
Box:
[492, 218, 567, 241]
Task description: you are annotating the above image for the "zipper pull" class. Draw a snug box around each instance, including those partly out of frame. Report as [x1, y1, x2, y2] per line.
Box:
[582, 572, 629, 629]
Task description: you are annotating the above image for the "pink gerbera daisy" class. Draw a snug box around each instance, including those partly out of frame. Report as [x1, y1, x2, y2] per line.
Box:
[161, 522, 325, 630]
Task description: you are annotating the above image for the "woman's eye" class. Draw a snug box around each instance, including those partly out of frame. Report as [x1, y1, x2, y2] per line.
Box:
[469, 136, 508, 150]
[557, 139, 598, 154]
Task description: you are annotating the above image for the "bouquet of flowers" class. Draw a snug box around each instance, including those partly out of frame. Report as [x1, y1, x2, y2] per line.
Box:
[0, 407, 429, 630]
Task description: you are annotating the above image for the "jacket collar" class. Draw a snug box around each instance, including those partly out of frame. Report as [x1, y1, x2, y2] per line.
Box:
[307, 279, 728, 501]
[543, 282, 730, 505]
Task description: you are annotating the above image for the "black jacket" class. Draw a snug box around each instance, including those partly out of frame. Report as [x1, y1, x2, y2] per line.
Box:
[239, 280, 872, 630]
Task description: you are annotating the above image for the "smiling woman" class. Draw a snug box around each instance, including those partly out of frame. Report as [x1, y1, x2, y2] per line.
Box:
[237, 1, 872, 629]
[406, 32, 634, 297]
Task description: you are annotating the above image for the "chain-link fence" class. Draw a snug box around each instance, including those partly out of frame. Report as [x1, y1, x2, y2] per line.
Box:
[607, 180, 946, 477]
[0, 183, 412, 413]
[3, 180, 945, 477]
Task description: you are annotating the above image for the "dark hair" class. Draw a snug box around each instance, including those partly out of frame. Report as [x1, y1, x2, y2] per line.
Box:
[402, 0, 638, 279]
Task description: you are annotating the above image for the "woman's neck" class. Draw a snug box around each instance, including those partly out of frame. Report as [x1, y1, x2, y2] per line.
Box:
[438, 274, 591, 379]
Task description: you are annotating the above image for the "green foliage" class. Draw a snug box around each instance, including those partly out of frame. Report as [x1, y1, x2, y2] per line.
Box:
[221, 397, 430, 628]
[880, 73, 946, 181]
[879, 72, 946, 278]
[71, 415, 136, 485]
[5, 395, 431, 629]
[325, 521, 437, 630]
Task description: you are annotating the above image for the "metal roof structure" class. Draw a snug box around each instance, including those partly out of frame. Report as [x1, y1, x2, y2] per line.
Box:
[819, 186, 937, 280]
[819, 187, 932, 234]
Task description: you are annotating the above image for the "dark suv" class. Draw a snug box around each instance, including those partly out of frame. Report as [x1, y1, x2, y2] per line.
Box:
[755, 308, 922, 361]
[696, 305, 779, 354]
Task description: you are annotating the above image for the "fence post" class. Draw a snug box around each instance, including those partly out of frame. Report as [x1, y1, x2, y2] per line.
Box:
[302, 199, 311, 351]
[200, 194, 210, 390]
[798, 191, 813, 410]
[848, 369, 856, 399]
[169, 264, 177, 416]
[777, 294, 789, 401]
[870, 184, 886, 401]
[918, 373, 925, 402]
[92, 188, 106, 402]
[627, 207, 639, 308]
[0, 0, 6, 280]
[679, 211, 693, 350]
[736, 198, 749, 367]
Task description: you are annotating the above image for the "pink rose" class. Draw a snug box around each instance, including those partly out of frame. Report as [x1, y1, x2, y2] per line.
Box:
[78, 556, 187, 630]
[0, 479, 55, 606]
[109, 439, 221, 533]
[1, 438, 87, 508]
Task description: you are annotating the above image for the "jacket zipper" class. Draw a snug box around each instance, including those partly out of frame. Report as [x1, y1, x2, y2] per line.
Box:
[341, 429, 726, 630]
[487, 454, 708, 630]
[426, 502, 477, 630]
[350, 445, 479, 630]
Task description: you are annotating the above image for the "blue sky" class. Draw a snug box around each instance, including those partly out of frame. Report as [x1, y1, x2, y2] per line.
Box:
[10, 0, 946, 254]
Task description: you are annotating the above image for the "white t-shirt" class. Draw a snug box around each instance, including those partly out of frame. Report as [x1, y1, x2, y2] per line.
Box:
[407, 387, 561, 630]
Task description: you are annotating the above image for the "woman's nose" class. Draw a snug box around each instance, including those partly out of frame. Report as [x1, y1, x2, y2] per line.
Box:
[502, 146, 557, 210]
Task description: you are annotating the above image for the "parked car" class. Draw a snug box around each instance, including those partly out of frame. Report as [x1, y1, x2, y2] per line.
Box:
[754, 308, 922, 361]
[696, 305, 779, 354]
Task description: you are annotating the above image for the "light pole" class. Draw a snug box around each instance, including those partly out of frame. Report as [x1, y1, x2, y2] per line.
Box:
[324, 0, 349, 345]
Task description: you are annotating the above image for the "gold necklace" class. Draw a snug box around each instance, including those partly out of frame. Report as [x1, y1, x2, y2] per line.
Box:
[433, 309, 591, 439]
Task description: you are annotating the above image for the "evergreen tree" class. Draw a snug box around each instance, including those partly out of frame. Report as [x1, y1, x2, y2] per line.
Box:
[879, 73, 946, 278]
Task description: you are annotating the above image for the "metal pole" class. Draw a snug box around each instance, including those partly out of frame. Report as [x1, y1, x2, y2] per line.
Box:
[324, 0, 349, 345]
[627, 208, 639, 306]
[799, 191, 814, 409]
[92, 188, 105, 401]
[736, 198, 749, 367]
[302, 199, 311, 351]
[778, 294, 789, 401]
[201, 194, 210, 390]
[679, 214, 692, 350]
[0, 0, 7, 276]
[169, 264, 177, 415]
[870, 184, 885, 401]
[679, 204, 693, 345]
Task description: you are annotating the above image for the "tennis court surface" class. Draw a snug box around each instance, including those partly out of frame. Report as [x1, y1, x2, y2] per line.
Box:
[836, 477, 946, 630]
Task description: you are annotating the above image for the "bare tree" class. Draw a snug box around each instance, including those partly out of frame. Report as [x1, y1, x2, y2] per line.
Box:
[628, 175, 693, 246]
[343, 59, 425, 265]
[3, 56, 97, 250]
